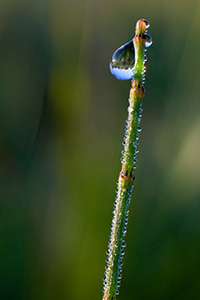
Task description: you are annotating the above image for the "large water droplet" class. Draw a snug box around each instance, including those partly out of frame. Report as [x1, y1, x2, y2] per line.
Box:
[110, 40, 135, 80]
[144, 34, 152, 48]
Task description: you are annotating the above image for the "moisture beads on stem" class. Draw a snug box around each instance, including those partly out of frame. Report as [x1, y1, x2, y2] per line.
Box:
[102, 19, 152, 300]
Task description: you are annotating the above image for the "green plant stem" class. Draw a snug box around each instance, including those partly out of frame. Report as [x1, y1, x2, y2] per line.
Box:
[103, 19, 151, 300]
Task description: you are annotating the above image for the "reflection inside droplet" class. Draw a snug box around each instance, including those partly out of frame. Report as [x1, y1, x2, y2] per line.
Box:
[143, 19, 150, 29]
[144, 34, 152, 48]
[110, 40, 135, 80]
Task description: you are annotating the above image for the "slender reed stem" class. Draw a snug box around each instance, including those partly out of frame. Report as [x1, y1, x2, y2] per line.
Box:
[103, 19, 152, 300]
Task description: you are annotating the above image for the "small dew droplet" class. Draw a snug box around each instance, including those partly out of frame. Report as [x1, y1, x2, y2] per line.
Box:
[110, 40, 135, 80]
[143, 19, 150, 29]
[133, 141, 137, 148]
[128, 106, 134, 113]
[144, 34, 152, 48]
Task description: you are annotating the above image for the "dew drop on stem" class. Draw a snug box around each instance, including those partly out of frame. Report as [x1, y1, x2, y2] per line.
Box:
[142, 19, 150, 29]
[144, 34, 152, 48]
[110, 40, 135, 80]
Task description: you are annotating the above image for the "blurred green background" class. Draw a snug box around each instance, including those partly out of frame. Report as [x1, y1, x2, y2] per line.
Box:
[1, 0, 200, 299]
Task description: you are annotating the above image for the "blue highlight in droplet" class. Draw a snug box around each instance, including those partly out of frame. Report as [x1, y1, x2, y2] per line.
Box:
[110, 40, 135, 80]
[109, 64, 134, 80]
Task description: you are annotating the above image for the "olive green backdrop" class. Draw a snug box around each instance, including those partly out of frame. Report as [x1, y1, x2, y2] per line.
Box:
[1, 0, 200, 299]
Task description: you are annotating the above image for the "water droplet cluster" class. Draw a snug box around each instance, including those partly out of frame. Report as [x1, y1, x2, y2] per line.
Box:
[103, 182, 133, 297]
[121, 102, 143, 173]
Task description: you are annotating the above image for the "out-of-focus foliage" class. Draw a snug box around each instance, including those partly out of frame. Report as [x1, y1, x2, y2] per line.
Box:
[1, 1, 200, 299]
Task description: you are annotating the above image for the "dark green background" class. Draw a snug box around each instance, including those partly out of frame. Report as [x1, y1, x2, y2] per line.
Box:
[1, 0, 200, 299]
